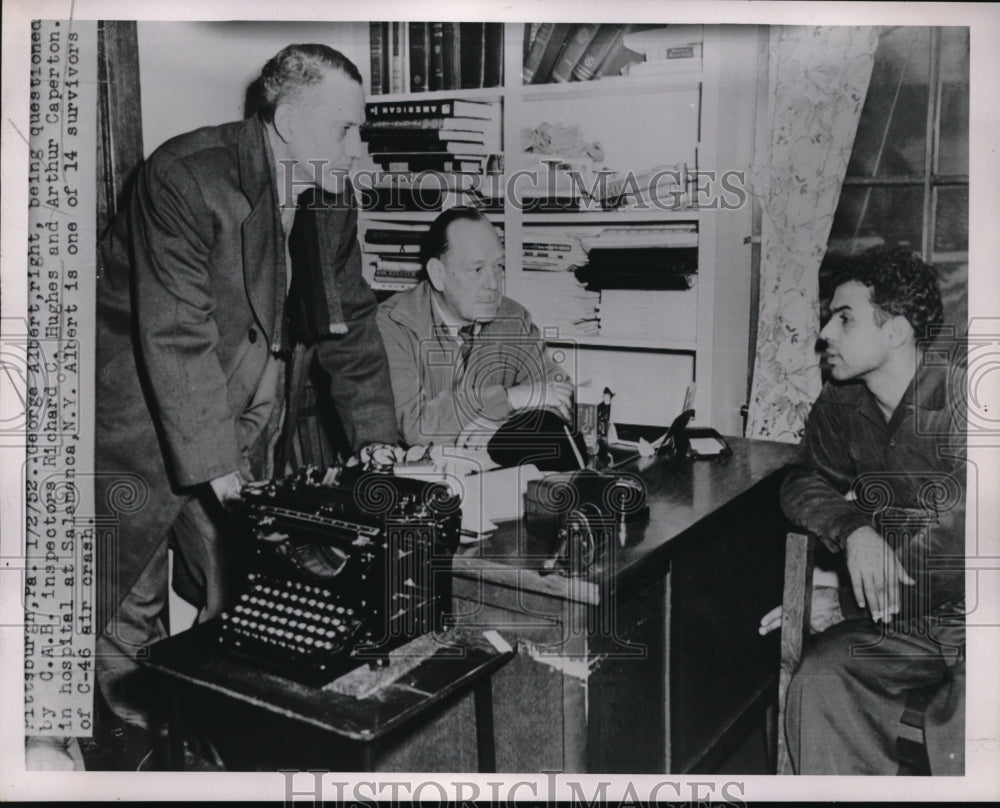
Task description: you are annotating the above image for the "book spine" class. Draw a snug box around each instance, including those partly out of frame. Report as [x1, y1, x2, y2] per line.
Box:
[409, 22, 429, 92]
[549, 23, 599, 82]
[390, 22, 403, 93]
[531, 22, 571, 84]
[522, 22, 554, 83]
[365, 229, 424, 245]
[366, 102, 455, 120]
[429, 23, 445, 91]
[374, 154, 487, 171]
[441, 23, 460, 90]
[368, 140, 486, 155]
[483, 23, 503, 88]
[571, 24, 624, 81]
[370, 22, 386, 95]
[362, 128, 444, 144]
[459, 22, 485, 89]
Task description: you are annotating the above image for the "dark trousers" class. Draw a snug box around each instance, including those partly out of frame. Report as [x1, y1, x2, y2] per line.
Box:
[784, 605, 965, 775]
[96, 491, 231, 729]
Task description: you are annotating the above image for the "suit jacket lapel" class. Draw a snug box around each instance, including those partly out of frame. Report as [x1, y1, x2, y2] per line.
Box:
[238, 115, 286, 350]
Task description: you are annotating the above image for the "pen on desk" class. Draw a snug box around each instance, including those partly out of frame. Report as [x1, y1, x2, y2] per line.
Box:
[565, 424, 586, 470]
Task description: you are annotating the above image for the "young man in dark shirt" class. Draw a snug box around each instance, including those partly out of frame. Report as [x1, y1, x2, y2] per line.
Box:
[774, 246, 965, 774]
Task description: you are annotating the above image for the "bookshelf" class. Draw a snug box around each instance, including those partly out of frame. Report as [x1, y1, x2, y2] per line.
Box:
[357, 23, 760, 435]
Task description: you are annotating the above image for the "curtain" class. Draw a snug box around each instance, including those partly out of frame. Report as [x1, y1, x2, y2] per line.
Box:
[746, 26, 879, 442]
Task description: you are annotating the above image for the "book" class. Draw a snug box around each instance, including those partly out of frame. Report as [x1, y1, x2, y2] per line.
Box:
[621, 24, 704, 57]
[531, 22, 571, 84]
[483, 23, 503, 88]
[409, 22, 429, 92]
[441, 23, 460, 90]
[524, 23, 541, 62]
[459, 22, 485, 89]
[368, 140, 490, 156]
[596, 40, 644, 78]
[364, 228, 424, 246]
[389, 22, 403, 93]
[523, 23, 554, 83]
[361, 127, 486, 145]
[370, 22, 388, 95]
[374, 257, 422, 272]
[366, 99, 497, 120]
[373, 153, 488, 173]
[571, 24, 624, 81]
[429, 23, 445, 91]
[549, 23, 600, 82]
[363, 116, 496, 133]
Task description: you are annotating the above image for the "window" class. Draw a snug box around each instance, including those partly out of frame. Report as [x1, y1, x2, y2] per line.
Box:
[826, 26, 969, 329]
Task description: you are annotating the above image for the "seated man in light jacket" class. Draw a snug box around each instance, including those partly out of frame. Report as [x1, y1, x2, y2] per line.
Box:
[376, 206, 573, 447]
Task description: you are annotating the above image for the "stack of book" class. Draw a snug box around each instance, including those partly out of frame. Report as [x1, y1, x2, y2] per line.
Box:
[362, 221, 506, 293]
[621, 25, 703, 77]
[370, 22, 503, 94]
[522, 23, 644, 84]
[575, 225, 700, 340]
[363, 98, 502, 176]
[519, 228, 599, 336]
[361, 223, 424, 293]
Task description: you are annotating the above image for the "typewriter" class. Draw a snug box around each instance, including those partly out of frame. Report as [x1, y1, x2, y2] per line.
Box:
[216, 466, 462, 685]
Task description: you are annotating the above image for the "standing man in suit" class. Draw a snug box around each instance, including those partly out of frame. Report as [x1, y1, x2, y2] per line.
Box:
[775, 246, 965, 774]
[95, 44, 397, 751]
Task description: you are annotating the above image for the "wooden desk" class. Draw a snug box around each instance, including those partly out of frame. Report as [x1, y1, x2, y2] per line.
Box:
[144, 626, 515, 772]
[448, 437, 796, 773]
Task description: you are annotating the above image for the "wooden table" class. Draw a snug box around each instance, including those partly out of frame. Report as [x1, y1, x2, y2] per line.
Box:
[447, 437, 797, 773]
[143, 625, 515, 772]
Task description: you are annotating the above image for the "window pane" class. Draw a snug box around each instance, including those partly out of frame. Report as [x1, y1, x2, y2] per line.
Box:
[828, 185, 925, 252]
[935, 260, 968, 331]
[934, 186, 968, 253]
[847, 27, 931, 178]
[936, 27, 970, 175]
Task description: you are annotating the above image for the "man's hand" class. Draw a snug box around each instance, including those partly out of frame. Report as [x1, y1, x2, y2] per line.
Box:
[758, 585, 844, 636]
[209, 471, 245, 509]
[346, 443, 407, 471]
[846, 525, 915, 622]
[506, 379, 574, 422]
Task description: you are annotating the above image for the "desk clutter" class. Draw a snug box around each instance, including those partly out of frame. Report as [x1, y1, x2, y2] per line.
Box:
[195, 407, 704, 691]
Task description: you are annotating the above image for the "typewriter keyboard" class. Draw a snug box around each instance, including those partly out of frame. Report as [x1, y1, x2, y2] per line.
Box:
[218, 572, 366, 683]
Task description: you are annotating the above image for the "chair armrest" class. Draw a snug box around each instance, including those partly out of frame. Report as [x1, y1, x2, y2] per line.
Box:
[776, 529, 817, 774]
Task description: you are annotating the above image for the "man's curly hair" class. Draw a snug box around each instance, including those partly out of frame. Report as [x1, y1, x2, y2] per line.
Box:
[830, 245, 944, 340]
[258, 44, 362, 122]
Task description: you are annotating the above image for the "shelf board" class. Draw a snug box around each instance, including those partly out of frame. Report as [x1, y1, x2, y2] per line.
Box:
[544, 335, 698, 352]
[519, 72, 702, 102]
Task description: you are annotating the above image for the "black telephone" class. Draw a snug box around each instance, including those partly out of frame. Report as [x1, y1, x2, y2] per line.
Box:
[657, 409, 732, 462]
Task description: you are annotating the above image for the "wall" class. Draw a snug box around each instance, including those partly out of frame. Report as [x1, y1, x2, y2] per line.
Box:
[137, 21, 370, 155]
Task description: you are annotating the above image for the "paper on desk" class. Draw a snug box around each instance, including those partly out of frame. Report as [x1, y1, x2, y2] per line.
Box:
[459, 464, 544, 540]
[689, 436, 726, 456]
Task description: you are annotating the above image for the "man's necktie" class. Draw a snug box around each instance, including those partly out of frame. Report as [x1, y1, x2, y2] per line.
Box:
[458, 324, 476, 366]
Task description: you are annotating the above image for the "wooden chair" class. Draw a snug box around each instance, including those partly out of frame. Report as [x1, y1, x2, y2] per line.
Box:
[775, 530, 933, 775]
